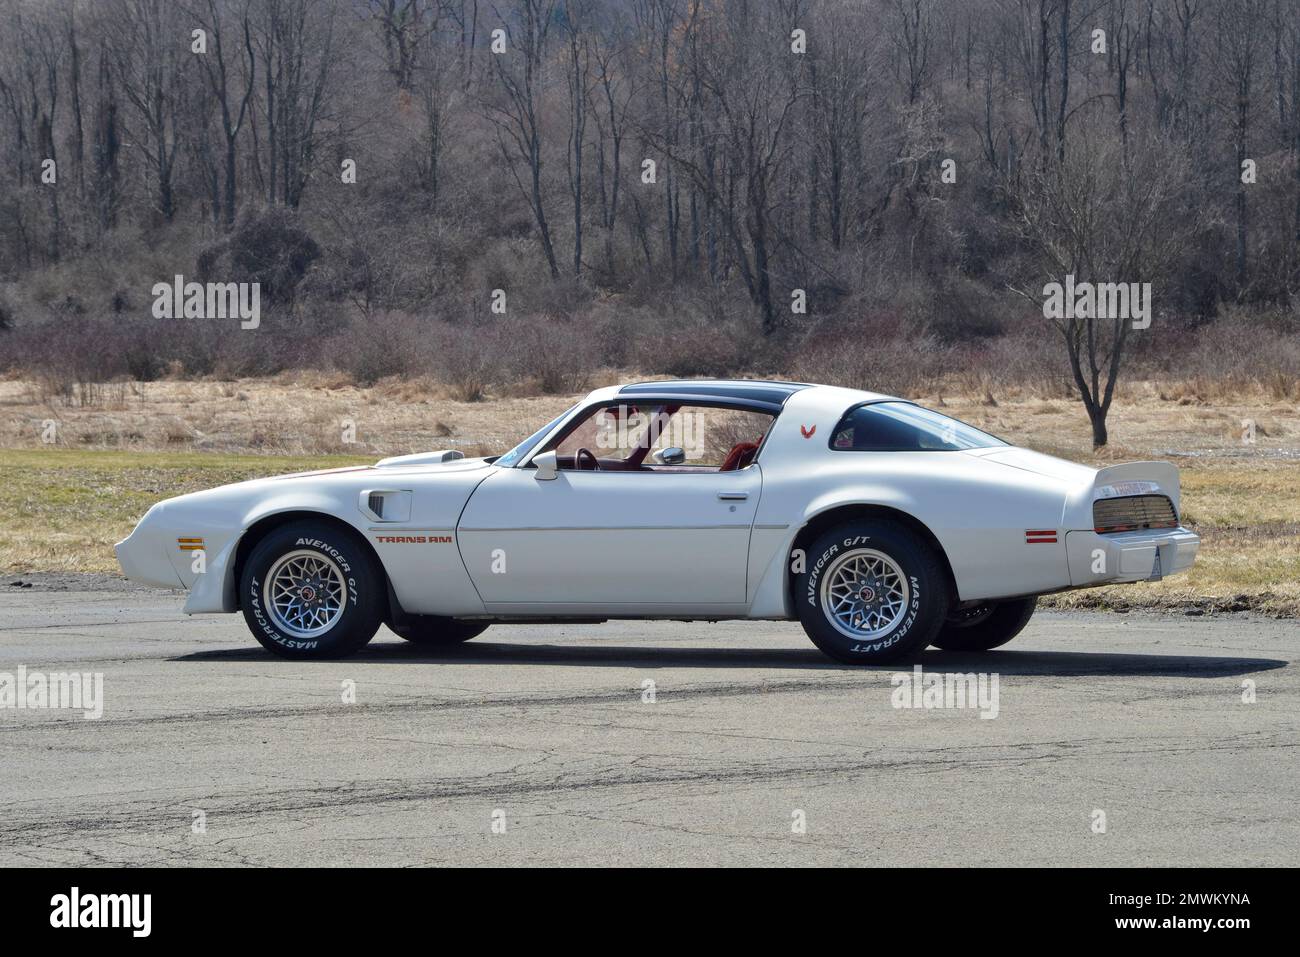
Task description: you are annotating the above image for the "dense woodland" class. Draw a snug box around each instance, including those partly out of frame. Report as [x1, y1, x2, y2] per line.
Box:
[1, 0, 1298, 443]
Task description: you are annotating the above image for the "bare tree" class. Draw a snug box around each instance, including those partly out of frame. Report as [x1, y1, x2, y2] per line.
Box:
[588, 21, 635, 274]
[113, 0, 186, 221]
[410, 3, 453, 204]
[484, 0, 561, 279]
[257, 0, 339, 209]
[21, 9, 64, 259]
[371, 0, 438, 90]
[190, 0, 256, 226]
[563, 0, 591, 276]
[1215, 0, 1264, 295]
[647, 0, 808, 334]
[890, 0, 933, 105]
[1012, 127, 1201, 446]
[91, 45, 122, 232]
[65, 5, 86, 201]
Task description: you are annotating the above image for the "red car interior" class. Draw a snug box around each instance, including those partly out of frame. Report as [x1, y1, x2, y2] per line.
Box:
[555, 405, 766, 472]
[719, 441, 761, 471]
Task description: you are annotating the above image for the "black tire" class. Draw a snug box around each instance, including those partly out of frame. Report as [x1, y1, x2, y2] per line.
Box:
[795, 520, 949, 665]
[240, 520, 384, 659]
[931, 597, 1038, 652]
[388, 615, 489, 645]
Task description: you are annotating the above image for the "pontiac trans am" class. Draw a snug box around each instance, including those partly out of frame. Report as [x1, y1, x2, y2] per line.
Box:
[116, 380, 1200, 664]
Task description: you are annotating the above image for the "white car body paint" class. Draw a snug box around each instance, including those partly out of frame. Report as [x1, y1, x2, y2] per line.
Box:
[116, 381, 1199, 624]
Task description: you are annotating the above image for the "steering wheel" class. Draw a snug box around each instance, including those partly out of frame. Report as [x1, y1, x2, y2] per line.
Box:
[574, 447, 599, 471]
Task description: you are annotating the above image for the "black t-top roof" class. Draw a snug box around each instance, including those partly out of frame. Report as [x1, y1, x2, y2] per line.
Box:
[617, 379, 811, 412]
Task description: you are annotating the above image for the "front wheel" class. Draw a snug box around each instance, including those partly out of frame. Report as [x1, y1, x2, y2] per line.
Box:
[930, 597, 1038, 652]
[388, 615, 490, 645]
[240, 521, 384, 659]
[795, 520, 949, 665]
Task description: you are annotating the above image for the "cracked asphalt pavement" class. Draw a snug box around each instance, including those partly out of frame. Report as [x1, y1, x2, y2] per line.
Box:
[1, 587, 1296, 866]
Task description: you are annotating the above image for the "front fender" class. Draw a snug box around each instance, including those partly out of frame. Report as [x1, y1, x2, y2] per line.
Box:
[120, 460, 494, 619]
[182, 535, 240, 614]
[181, 493, 366, 615]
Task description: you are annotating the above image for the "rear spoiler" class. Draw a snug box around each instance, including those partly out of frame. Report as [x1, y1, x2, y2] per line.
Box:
[1092, 461, 1181, 512]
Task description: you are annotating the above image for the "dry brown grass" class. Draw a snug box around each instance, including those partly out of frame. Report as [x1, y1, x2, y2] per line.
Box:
[5, 373, 1296, 460]
[0, 375, 579, 458]
[921, 381, 1298, 463]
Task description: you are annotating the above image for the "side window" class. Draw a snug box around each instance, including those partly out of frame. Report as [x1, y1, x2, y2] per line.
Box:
[550, 404, 664, 462]
[541, 402, 773, 471]
[648, 407, 772, 469]
[830, 402, 1006, 452]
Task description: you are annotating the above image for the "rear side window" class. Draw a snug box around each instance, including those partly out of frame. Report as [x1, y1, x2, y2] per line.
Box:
[830, 402, 1006, 452]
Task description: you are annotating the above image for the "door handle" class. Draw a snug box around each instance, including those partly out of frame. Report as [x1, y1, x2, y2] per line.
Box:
[717, 491, 749, 501]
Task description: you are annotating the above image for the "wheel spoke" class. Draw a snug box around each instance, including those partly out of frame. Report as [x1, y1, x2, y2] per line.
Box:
[820, 548, 911, 641]
[263, 549, 350, 640]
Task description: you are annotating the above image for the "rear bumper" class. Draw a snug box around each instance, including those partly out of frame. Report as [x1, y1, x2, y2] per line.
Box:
[1064, 526, 1199, 586]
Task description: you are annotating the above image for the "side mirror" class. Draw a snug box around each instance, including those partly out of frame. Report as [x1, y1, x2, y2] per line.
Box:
[533, 450, 559, 481]
[654, 446, 686, 465]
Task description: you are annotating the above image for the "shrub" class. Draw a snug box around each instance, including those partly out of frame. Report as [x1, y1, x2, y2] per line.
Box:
[197, 207, 321, 306]
[327, 311, 423, 385]
[499, 314, 599, 394]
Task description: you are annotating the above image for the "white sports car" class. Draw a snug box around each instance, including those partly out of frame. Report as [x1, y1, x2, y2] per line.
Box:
[116, 379, 1200, 664]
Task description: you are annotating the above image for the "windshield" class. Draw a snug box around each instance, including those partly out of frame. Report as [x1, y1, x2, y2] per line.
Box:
[830, 402, 1006, 451]
[495, 405, 578, 467]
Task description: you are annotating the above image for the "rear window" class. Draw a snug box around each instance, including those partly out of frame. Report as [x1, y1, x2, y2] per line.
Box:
[830, 402, 1006, 452]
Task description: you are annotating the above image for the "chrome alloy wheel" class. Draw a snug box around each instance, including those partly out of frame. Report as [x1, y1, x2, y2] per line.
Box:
[262, 549, 349, 639]
[820, 548, 910, 640]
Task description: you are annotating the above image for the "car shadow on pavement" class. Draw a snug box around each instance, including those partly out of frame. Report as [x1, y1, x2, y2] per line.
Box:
[177, 639, 1288, 677]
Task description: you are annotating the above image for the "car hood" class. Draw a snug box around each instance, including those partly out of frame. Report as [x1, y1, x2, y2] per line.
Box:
[155, 457, 493, 513]
[269, 455, 493, 481]
[962, 447, 1096, 485]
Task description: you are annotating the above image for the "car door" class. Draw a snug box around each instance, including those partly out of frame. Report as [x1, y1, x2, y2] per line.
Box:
[456, 413, 764, 614]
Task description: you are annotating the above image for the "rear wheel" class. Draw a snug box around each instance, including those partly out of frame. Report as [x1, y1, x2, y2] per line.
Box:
[795, 520, 949, 665]
[388, 615, 489, 645]
[240, 521, 384, 659]
[931, 597, 1038, 652]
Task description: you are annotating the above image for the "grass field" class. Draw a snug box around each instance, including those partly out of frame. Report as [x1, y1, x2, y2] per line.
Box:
[0, 450, 369, 575]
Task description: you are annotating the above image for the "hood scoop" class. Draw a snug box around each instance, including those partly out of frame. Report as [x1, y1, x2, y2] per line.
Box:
[375, 449, 466, 468]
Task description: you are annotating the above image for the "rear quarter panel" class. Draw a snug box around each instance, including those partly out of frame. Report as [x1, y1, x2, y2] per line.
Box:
[747, 388, 1074, 617]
